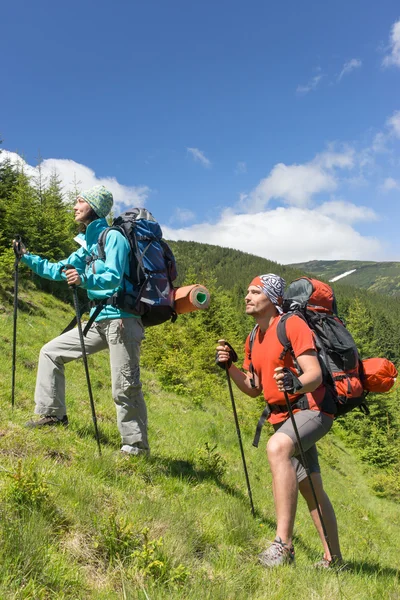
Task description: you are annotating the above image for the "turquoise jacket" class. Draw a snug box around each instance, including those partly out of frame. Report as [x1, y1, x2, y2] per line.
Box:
[21, 218, 139, 322]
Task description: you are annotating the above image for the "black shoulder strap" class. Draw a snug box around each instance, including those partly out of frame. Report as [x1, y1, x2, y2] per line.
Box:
[276, 312, 304, 358]
[276, 311, 308, 373]
[97, 226, 113, 260]
[248, 324, 259, 388]
[276, 313, 291, 357]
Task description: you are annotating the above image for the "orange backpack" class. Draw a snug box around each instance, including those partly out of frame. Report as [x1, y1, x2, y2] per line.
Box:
[279, 278, 397, 415]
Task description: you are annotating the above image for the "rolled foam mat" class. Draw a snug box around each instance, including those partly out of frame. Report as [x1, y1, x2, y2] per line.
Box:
[174, 284, 211, 314]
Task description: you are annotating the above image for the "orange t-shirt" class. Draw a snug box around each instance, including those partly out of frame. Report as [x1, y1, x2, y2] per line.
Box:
[243, 314, 329, 425]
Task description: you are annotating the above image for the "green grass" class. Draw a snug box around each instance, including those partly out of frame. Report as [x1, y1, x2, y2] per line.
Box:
[0, 285, 399, 599]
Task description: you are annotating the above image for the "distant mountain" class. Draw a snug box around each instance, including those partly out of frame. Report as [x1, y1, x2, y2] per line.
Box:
[289, 260, 400, 296]
[169, 242, 400, 298]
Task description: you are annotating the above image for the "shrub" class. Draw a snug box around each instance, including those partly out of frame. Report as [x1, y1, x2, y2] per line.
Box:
[130, 527, 190, 587]
[370, 468, 400, 501]
[6, 460, 51, 510]
[94, 516, 190, 586]
[95, 510, 138, 564]
[196, 442, 227, 479]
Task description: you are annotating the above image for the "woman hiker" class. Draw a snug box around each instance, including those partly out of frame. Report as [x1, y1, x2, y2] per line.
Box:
[14, 184, 149, 456]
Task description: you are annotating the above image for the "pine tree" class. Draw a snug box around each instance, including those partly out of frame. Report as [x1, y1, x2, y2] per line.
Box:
[372, 311, 399, 362]
[4, 164, 37, 250]
[34, 170, 75, 259]
[66, 173, 82, 208]
[32, 152, 47, 206]
[0, 157, 18, 251]
[346, 296, 379, 358]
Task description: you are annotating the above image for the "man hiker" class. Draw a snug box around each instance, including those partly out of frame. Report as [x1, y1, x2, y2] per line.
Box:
[15, 185, 149, 456]
[216, 274, 343, 568]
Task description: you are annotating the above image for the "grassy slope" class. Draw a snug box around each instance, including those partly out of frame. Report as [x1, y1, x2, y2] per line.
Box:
[0, 286, 399, 599]
[289, 260, 400, 296]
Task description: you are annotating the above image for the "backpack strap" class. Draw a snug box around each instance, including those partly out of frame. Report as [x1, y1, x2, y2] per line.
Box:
[276, 312, 305, 373]
[96, 227, 110, 261]
[248, 324, 259, 388]
[252, 395, 310, 447]
[60, 301, 89, 335]
[82, 300, 109, 336]
[252, 404, 271, 447]
[277, 313, 294, 359]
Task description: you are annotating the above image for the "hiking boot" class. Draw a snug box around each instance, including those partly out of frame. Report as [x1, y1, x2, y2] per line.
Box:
[120, 444, 150, 457]
[25, 415, 69, 428]
[258, 536, 295, 567]
[314, 556, 347, 570]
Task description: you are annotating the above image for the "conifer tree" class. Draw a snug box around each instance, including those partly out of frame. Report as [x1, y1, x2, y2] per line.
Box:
[0, 157, 18, 251]
[4, 163, 36, 250]
[346, 296, 379, 358]
[372, 311, 399, 362]
[34, 170, 75, 259]
[66, 173, 82, 208]
[32, 152, 47, 206]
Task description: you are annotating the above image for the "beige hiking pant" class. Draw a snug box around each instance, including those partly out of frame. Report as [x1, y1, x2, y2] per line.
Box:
[34, 318, 148, 449]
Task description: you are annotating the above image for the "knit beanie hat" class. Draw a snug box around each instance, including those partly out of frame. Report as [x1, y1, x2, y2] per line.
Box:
[249, 273, 286, 312]
[79, 185, 113, 218]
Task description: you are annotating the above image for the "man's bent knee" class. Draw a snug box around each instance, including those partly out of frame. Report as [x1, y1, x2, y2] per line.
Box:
[267, 432, 295, 463]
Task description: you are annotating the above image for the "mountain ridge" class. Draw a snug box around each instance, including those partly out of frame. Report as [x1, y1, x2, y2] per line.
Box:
[288, 259, 400, 296]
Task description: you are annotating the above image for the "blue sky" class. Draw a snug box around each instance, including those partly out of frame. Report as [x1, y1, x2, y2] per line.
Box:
[1, 1, 400, 263]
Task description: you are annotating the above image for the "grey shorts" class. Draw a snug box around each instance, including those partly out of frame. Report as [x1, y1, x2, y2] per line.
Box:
[273, 410, 333, 482]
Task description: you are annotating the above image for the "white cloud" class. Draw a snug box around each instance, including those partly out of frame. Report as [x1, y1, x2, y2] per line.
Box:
[163, 205, 382, 264]
[0, 151, 149, 213]
[187, 147, 211, 168]
[317, 200, 378, 223]
[371, 131, 389, 154]
[382, 19, 400, 68]
[235, 161, 247, 174]
[241, 147, 354, 212]
[387, 110, 400, 138]
[296, 74, 323, 95]
[359, 110, 400, 163]
[313, 147, 355, 169]
[173, 207, 196, 223]
[337, 58, 362, 81]
[381, 177, 400, 191]
[245, 163, 335, 211]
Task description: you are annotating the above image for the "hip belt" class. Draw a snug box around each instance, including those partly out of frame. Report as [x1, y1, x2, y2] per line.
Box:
[252, 395, 309, 448]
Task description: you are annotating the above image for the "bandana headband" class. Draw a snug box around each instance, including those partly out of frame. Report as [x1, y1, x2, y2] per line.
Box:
[250, 273, 286, 313]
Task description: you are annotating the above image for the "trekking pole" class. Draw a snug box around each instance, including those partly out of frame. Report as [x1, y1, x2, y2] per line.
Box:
[11, 236, 22, 410]
[225, 365, 256, 516]
[64, 266, 102, 456]
[282, 386, 333, 558]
